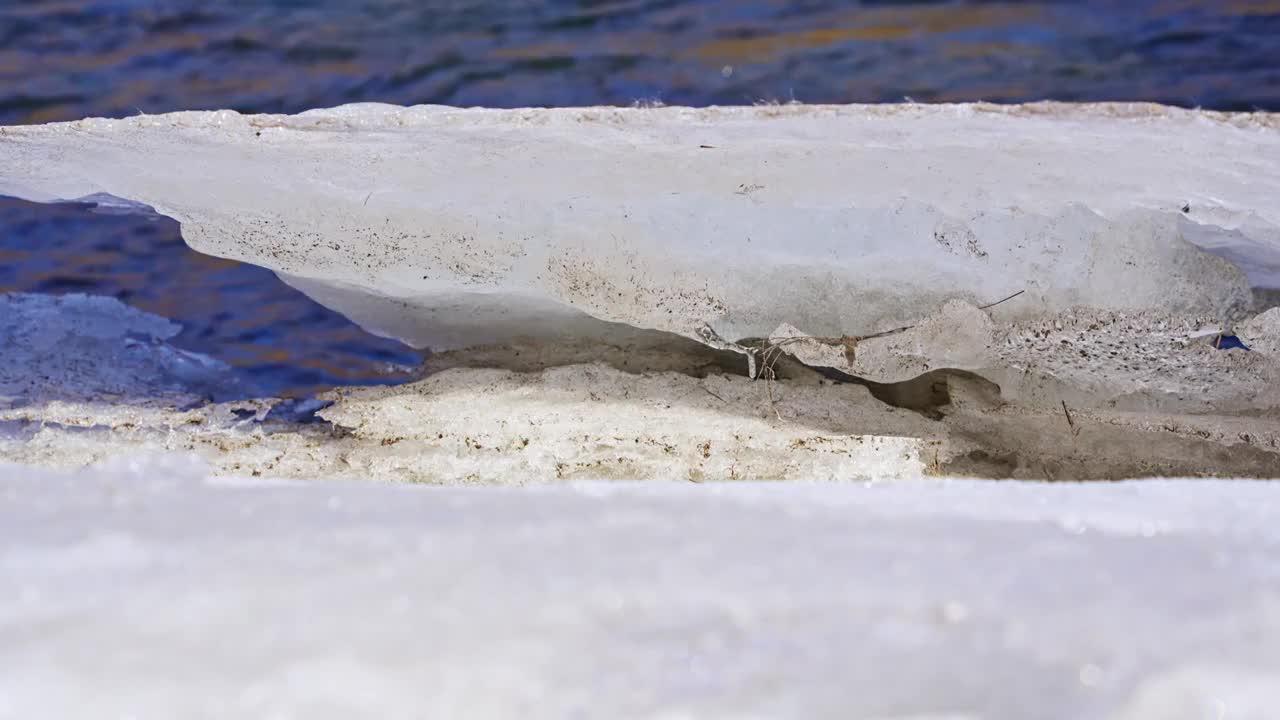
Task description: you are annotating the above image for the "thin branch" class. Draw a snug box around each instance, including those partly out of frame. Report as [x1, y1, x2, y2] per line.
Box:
[1061, 400, 1079, 437]
[978, 289, 1026, 311]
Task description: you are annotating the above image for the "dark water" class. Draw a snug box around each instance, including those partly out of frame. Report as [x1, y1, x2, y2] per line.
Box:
[2, 0, 1279, 396]
[0, 198, 417, 395]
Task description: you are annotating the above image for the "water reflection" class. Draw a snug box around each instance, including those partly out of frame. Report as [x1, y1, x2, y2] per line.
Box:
[1, 0, 1276, 124]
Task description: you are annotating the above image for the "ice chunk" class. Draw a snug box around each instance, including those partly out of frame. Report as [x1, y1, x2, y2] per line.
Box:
[67, 191, 159, 216]
[0, 293, 242, 406]
[2, 104, 1277, 355]
[1237, 307, 1280, 356]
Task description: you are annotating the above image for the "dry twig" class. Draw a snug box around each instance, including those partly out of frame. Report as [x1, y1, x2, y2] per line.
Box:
[978, 289, 1025, 310]
[1061, 400, 1080, 437]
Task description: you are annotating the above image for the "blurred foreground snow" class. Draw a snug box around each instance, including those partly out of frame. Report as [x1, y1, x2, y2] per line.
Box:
[1, 458, 1277, 719]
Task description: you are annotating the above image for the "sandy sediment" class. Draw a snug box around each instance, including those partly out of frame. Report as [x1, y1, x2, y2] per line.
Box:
[4, 335, 1278, 481]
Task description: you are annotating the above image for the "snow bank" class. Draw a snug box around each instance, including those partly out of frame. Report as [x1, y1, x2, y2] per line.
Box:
[1, 459, 1277, 719]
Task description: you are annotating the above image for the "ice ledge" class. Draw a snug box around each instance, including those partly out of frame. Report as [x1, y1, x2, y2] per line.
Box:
[2, 102, 1279, 411]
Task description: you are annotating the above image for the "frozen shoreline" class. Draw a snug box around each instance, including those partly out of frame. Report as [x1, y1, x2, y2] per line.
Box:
[2, 103, 1279, 716]
[2, 102, 1280, 479]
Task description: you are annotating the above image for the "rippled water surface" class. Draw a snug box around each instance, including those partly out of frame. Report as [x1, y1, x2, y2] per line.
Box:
[2, 0, 1279, 395]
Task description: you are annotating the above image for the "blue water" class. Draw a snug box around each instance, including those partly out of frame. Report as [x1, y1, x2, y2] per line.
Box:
[2, 0, 1278, 396]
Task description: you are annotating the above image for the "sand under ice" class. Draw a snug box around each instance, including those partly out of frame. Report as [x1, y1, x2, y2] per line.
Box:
[0, 289, 1275, 481]
[1, 459, 1278, 719]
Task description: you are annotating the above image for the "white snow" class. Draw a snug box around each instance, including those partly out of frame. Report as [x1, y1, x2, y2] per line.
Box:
[0, 458, 1278, 719]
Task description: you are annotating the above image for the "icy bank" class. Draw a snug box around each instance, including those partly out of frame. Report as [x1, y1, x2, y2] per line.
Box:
[2, 104, 1279, 388]
[1, 460, 1278, 719]
[3, 104, 1280, 479]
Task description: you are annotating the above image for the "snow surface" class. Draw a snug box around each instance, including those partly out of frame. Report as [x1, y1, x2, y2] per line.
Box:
[1, 458, 1278, 719]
